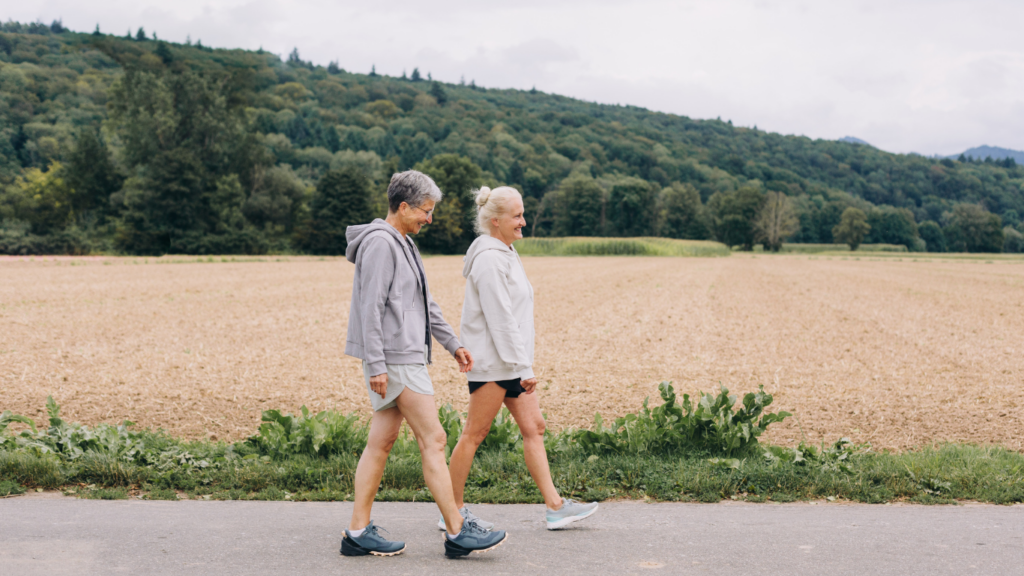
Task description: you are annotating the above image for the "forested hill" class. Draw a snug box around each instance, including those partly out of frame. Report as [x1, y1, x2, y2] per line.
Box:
[2, 22, 1022, 255]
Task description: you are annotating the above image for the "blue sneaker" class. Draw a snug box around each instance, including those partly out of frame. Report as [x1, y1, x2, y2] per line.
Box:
[546, 499, 599, 530]
[444, 519, 508, 558]
[437, 506, 494, 531]
[341, 521, 406, 557]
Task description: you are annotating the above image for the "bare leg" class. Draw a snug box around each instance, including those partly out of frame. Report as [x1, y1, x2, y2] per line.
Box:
[448, 383, 507, 509]
[505, 392, 563, 510]
[395, 387, 465, 535]
[349, 407, 404, 531]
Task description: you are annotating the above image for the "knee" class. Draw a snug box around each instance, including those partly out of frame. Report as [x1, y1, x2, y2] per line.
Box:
[418, 430, 448, 454]
[521, 418, 545, 440]
[462, 424, 491, 448]
[370, 430, 401, 453]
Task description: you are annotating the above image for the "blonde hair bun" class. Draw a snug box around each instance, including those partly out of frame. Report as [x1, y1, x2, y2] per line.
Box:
[473, 186, 523, 235]
[475, 186, 492, 207]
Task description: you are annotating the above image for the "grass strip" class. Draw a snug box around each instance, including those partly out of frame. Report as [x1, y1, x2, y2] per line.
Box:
[514, 237, 731, 257]
[1, 445, 1021, 504]
[2, 388, 1022, 505]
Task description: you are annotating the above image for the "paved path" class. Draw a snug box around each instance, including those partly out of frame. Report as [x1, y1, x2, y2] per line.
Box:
[1, 493, 1022, 575]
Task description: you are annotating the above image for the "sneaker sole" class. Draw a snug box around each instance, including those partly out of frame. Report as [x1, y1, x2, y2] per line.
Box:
[444, 532, 509, 559]
[546, 504, 599, 530]
[341, 536, 406, 557]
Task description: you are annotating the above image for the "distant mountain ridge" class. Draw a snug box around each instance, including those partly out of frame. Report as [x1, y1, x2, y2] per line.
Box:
[949, 145, 1024, 164]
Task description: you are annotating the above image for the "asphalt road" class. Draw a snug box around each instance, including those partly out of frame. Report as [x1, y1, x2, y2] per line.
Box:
[1, 493, 1021, 575]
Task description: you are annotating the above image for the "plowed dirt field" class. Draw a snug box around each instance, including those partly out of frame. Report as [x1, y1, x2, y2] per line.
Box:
[2, 254, 1021, 450]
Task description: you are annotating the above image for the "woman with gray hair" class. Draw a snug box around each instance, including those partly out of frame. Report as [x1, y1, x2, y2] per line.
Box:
[341, 170, 508, 559]
[443, 185, 599, 531]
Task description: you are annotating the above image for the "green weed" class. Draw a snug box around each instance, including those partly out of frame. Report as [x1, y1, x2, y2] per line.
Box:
[0, 479, 26, 497]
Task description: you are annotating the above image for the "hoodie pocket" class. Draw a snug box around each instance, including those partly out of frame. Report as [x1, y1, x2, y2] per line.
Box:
[388, 309, 426, 352]
[381, 307, 404, 350]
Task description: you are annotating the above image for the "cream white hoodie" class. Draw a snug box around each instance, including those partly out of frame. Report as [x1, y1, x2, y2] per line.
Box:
[461, 235, 535, 382]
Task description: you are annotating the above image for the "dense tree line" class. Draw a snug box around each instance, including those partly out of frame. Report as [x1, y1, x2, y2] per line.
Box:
[1, 23, 1022, 255]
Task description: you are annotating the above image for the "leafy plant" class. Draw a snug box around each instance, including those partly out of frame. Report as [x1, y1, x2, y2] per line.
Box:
[569, 382, 790, 457]
[765, 437, 869, 473]
[248, 406, 367, 459]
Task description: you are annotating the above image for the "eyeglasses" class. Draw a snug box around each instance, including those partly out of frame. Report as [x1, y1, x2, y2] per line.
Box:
[411, 204, 434, 217]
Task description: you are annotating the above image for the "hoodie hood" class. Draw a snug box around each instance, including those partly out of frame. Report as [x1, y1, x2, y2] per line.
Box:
[346, 219, 404, 263]
[463, 235, 515, 278]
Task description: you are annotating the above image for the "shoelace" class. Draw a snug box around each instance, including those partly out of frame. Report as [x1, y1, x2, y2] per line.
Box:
[367, 524, 391, 539]
[461, 518, 487, 535]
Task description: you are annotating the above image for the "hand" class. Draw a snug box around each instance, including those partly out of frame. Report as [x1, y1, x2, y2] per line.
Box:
[369, 373, 388, 398]
[521, 378, 538, 394]
[455, 348, 474, 373]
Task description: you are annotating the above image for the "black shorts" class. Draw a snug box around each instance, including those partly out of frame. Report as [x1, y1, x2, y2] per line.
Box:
[468, 378, 524, 398]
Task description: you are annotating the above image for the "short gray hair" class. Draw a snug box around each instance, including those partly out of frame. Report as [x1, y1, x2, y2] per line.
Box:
[387, 170, 443, 213]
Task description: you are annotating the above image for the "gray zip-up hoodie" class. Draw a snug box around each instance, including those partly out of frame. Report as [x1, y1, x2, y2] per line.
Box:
[461, 235, 535, 382]
[344, 219, 462, 376]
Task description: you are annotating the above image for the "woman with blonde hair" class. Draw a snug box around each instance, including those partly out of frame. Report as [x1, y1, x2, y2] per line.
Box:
[441, 185, 599, 531]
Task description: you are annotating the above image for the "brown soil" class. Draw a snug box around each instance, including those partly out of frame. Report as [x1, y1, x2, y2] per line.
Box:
[1, 255, 1021, 450]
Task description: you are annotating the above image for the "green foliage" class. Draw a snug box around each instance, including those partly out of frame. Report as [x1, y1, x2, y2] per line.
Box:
[943, 203, 1004, 253]
[294, 166, 372, 254]
[659, 182, 708, 239]
[567, 382, 790, 457]
[514, 237, 730, 257]
[414, 154, 483, 254]
[918, 220, 946, 252]
[0, 478, 27, 496]
[550, 175, 605, 237]
[832, 207, 871, 250]
[865, 206, 919, 250]
[1003, 226, 1024, 253]
[64, 129, 123, 218]
[707, 185, 765, 250]
[3, 398, 1024, 504]
[1, 25, 1023, 255]
[608, 177, 657, 237]
[248, 406, 367, 459]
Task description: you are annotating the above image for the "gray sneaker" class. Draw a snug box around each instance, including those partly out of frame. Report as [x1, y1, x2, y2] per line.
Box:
[546, 499, 599, 530]
[437, 506, 494, 531]
[340, 521, 406, 557]
[444, 519, 508, 558]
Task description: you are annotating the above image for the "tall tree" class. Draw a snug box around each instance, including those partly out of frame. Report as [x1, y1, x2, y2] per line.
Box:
[707, 185, 765, 250]
[64, 129, 122, 218]
[865, 206, 919, 249]
[659, 182, 708, 239]
[754, 191, 799, 252]
[414, 154, 483, 253]
[832, 207, 871, 251]
[297, 166, 373, 255]
[943, 204, 1003, 253]
[917, 220, 946, 253]
[552, 175, 605, 237]
[608, 177, 656, 237]
[107, 67, 265, 254]
[429, 81, 448, 105]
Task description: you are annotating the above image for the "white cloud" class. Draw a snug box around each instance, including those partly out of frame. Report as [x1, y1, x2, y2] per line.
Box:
[11, 0, 1024, 155]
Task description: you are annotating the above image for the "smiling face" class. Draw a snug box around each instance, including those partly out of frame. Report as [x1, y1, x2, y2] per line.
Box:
[397, 198, 435, 235]
[490, 195, 526, 246]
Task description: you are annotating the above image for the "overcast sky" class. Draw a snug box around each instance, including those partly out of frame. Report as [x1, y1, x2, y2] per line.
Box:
[13, 0, 1024, 155]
